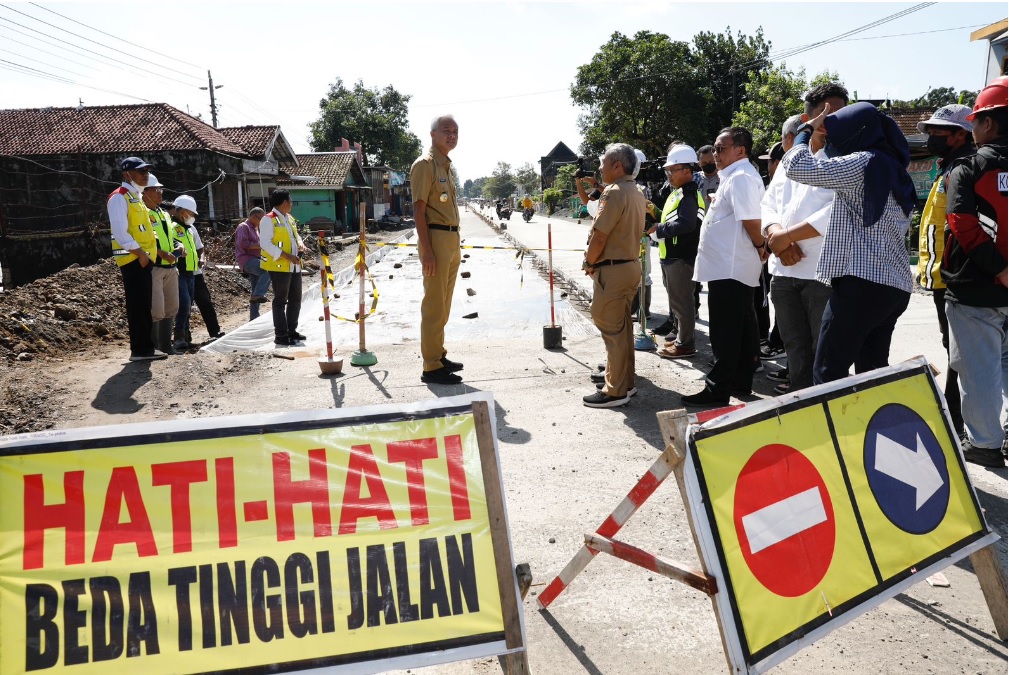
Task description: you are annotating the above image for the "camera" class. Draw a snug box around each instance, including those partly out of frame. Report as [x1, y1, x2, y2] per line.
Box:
[574, 168, 595, 179]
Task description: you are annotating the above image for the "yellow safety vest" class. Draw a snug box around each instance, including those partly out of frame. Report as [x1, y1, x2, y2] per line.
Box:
[150, 208, 178, 268]
[110, 187, 157, 267]
[657, 187, 706, 259]
[260, 210, 300, 273]
[917, 174, 947, 290]
[173, 222, 199, 273]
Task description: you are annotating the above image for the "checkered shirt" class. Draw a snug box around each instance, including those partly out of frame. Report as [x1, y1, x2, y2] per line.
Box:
[781, 143, 913, 292]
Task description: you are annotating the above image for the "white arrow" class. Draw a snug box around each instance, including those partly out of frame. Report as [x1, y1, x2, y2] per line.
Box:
[873, 433, 944, 510]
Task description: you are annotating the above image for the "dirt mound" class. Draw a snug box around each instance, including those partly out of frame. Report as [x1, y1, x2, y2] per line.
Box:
[0, 257, 255, 363]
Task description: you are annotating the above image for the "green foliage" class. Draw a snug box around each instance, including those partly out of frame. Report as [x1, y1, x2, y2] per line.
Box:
[553, 164, 578, 194]
[571, 30, 709, 158]
[889, 86, 979, 109]
[308, 77, 422, 171]
[482, 162, 516, 200]
[692, 27, 772, 143]
[570, 28, 772, 157]
[542, 187, 564, 215]
[732, 67, 843, 159]
[515, 162, 541, 195]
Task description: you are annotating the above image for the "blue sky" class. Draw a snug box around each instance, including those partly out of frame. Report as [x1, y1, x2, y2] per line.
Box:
[1, 2, 1004, 181]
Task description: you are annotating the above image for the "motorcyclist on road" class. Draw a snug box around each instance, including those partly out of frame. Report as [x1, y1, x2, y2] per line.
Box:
[521, 195, 535, 221]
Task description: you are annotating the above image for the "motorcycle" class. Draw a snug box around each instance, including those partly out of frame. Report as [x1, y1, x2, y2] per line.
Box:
[500, 207, 512, 221]
[522, 207, 534, 222]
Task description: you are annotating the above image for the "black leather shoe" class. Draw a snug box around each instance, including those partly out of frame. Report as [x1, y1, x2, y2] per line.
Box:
[289, 331, 307, 341]
[441, 357, 464, 372]
[590, 372, 605, 384]
[421, 367, 463, 385]
[680, 388, 729, 408]
[651, 319, 677, 336]
[274, 336, 294, 347]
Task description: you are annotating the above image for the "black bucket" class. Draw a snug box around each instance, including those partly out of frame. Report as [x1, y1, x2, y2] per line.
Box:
[543, 325, 563, 349]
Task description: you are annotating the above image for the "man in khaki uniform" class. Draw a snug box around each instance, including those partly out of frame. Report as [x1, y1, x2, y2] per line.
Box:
[412, 114, 464, 385]
[582, 143, 647, 408]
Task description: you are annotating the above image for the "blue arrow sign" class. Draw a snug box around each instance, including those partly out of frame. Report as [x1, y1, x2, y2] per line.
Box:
[863, 403, 950, 534]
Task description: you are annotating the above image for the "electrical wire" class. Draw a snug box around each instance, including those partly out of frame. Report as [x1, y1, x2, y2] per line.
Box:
[0, 3, 203, 81]
[0, 58, 155, 102]
[28, 2, 203, 70]
[0, 45, 90, 78]
[0, 14, 199, 89]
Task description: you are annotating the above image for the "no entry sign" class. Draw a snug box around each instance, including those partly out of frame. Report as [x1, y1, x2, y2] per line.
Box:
[734, 444, 835, 597]
[687, 362, 995, 673]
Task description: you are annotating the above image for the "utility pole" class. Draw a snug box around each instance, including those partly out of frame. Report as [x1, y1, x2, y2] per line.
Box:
[200, 70, 223, 128]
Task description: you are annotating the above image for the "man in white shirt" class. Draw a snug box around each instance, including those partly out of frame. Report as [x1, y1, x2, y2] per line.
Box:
[761, 95, 845, 394]
[682, 127, 766, 407]
[259, 189, 306, 347]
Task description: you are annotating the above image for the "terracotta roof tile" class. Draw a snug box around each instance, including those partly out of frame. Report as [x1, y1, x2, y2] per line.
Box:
[278, 153, 357, 186]
[218, 125, 279, 156]
[883, 107, 938, 136]
[0, 103, 251, 157]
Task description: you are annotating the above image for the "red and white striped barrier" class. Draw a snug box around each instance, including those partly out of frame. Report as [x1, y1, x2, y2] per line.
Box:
[538, 449, 678, 608]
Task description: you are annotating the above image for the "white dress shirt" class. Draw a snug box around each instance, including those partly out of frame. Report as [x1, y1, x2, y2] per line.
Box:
[259, 209, 303, 273]
[693, 157, 765, 286]
[107, 182, 140, 251]
[760, 148, 834, 279]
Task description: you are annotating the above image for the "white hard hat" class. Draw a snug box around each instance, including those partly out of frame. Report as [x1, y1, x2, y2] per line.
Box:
[143, 173, 164, 190]
[631, 148, 648, 179]
[173, 194, 198, 215]
[663, 145, 699, 168]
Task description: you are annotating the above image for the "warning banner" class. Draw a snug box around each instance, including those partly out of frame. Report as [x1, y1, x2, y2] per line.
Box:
[0, 393, 521, 675]
[685, 360, 996, 674]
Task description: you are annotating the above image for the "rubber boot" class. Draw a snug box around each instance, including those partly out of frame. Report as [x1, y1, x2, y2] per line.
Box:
[158, 319, 177, 355]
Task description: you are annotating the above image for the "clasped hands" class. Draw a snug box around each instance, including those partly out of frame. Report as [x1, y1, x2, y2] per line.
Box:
[763, 225, 805, 267]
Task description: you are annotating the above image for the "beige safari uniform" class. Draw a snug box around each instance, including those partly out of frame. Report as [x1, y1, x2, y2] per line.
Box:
[411, 147, 461, 372]
[590, 175, 646, 396]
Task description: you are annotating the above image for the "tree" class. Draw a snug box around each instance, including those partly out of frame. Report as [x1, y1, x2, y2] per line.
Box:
[891, 86, 979, 109]
[693, 28, 772, 141]
[569, 28, 772, 158]
[463, 178, 474, 198]
[515, 162, 540, 196]
[732, 67, 842, 159]
[482, 162, 516, 200]
[570, 31, 709, 159]
[553, 164, 578, 195]
[308, 78, 422, 171]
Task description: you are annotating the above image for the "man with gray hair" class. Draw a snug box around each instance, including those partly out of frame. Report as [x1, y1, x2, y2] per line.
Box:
[782, 114, 803, 152]
[412, 114, 463, 385]
[235, 207, 270, 319]
[582, 142, 647, 408]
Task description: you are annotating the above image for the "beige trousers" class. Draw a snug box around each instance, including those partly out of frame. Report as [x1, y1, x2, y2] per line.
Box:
[151, 265, 180, 321]
[591, 261, 641, 396]
[421, 230, 461, 371]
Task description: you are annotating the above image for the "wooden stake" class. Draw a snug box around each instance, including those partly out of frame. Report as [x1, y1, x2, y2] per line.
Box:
[472, 401, 530, 675]
[969, 544, 1008, 640]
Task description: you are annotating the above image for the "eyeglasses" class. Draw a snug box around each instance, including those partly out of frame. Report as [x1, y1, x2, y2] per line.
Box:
[712, 144, 734, 153]
[664, 165, 690, 173]
[135, 168, 150, 174]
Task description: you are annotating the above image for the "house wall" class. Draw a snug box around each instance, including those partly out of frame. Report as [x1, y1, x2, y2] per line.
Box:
[0, 150, 244, 287]
[290, 188, 339, 224]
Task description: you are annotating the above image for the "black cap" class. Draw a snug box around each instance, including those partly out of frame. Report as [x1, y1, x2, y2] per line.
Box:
[758, 142, 784, 162]
[120, 156, 153, 171]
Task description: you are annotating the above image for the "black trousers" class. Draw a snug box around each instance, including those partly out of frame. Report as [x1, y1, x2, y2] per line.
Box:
[269, 271, 302, 339]
[813, 275, 910, 384]
[706, 278, 759, 397]
[120, 258, 154, 355]
[193, 273, 220, 337]
[933, 288, 964, 434]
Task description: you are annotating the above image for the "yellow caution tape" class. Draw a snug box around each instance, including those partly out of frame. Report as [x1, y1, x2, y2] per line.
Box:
[372, 242, 585, 253]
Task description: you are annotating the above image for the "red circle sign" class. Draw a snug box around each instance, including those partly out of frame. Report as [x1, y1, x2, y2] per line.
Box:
[733, 443, 835, 597]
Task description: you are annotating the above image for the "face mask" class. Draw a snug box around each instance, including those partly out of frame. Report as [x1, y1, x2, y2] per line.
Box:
[700, 163, 716, 175]
[926, 134, 951, 158]
[183, 215, 195, 227]
[131, 181, 145, 193]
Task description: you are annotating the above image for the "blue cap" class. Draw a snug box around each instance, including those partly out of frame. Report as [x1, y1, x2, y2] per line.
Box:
[120, 156, 153, 171]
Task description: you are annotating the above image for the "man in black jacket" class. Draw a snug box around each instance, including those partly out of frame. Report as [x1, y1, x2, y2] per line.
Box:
[653, 144, 705, 359]
[942, 77, 1008, 467]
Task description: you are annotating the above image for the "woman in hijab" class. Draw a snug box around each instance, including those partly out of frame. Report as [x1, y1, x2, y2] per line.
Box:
[780, 101, 916, 384]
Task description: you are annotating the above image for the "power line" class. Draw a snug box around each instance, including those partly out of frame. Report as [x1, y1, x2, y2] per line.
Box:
[0, 60, 153, 102]
[0, 3, 203, 82]
[0, 14, 199, 89]
[836, 22, 988, 42]
[28, 2, 203, 70]
[0, 46, 90, 79]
